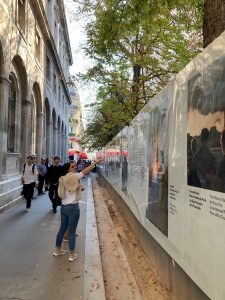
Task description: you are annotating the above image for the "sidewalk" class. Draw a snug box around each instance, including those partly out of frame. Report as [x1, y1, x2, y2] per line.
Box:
[0, 174, 143, 300]
[0, 176, 105, 300]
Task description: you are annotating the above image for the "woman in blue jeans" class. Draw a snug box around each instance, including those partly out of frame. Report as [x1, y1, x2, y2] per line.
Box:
[53, 159, 101, 262]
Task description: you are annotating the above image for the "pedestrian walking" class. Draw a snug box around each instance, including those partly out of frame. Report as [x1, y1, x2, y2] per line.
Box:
[45, 156, 62, 213]
[37, 157, 47, 195]
[53, 159, 101, 262]
[44, 157, 50, 191]
[22, 155, 38, 212]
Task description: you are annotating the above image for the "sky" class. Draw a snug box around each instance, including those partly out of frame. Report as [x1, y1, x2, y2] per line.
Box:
[64, 0, 97, 126]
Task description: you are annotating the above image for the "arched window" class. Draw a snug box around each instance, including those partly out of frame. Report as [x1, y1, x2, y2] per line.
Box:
[8, 75, 17, 152]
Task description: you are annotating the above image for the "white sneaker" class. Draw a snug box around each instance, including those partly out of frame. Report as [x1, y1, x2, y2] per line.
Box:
[26, 208, 30, 212]
[53, 248, 68, 256]
[68, 253, 78, 262]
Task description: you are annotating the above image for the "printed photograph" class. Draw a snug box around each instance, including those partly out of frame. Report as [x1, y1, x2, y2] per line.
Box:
[146, 106, 168, 236]
[121, 132, 128, 193]
[187, 57, 225, 192]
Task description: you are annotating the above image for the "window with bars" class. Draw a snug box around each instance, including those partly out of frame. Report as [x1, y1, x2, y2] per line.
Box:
[58, 86, 61, 104]
[53, 73, 56, 94]
[35, 29, 41, 62]
[46, 55, 51, 82]
[8, 76, 16, 152]
[18, 0, 26, 33]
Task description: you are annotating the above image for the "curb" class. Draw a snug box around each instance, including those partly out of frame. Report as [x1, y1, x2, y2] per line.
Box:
[83, 178, 106, 300]
[92, 177, 142, 300]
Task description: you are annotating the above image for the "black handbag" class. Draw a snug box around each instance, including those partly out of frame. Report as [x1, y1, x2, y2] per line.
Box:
[53, 184, 61, 206]
[56, 196, 62, 206]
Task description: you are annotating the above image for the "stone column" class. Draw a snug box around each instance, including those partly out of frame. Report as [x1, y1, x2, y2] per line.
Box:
[58, 128, 61, 159]
[0, 75, 10, 179]
[21, 99, 32, 164]
[61, 132, 65, 163]
[53, 126, 58, 156]
[42, 113, 46, 156]
[64, 134, 68, 162]
[36, 112, 44, 162]
[46, 120, 52, 158]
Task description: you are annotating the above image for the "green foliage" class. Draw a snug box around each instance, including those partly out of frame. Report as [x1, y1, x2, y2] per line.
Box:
[72, 0, 204, 149]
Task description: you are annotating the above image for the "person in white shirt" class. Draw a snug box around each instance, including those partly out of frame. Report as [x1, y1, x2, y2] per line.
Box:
[53, 159, 101, 262]
[22, 156, 38, 211]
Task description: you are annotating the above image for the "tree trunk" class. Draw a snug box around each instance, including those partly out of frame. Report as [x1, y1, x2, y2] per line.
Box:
[132, 64, 141, 114]
[203, 0, 225, 48]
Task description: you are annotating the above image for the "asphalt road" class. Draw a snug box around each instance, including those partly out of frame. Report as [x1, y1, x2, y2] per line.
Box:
[0, 177, 89, 300]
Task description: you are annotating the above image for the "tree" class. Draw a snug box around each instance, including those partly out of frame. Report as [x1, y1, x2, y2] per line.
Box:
[73, 0, 203, 149]
[203, 0, 225, 47]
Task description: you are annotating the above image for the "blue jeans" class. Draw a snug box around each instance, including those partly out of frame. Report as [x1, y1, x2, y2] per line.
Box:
[55, 203, 80, 251]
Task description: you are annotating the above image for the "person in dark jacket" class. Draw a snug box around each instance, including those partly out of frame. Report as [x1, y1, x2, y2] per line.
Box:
[216, 128, 225, 192]
[44, 157, 50, 191]
[193, 128, 216, 189]
[46, 156, 62, 213]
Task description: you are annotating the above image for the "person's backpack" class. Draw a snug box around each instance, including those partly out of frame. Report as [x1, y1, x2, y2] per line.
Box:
[23, 163, 35, 175]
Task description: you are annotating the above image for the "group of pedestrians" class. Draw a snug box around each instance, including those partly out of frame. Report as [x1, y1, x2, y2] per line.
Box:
[22, 155, 62, 213]
[22, 154, 101, 262]
[188, 127, 225, 192]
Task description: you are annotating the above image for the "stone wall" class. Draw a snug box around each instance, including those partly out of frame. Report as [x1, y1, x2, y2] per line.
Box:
[0, 0, 72, 208]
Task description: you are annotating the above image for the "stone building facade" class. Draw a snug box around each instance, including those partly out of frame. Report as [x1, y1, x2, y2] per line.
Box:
[0, 0, 72, 208]
[68, 86, 83, 160]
